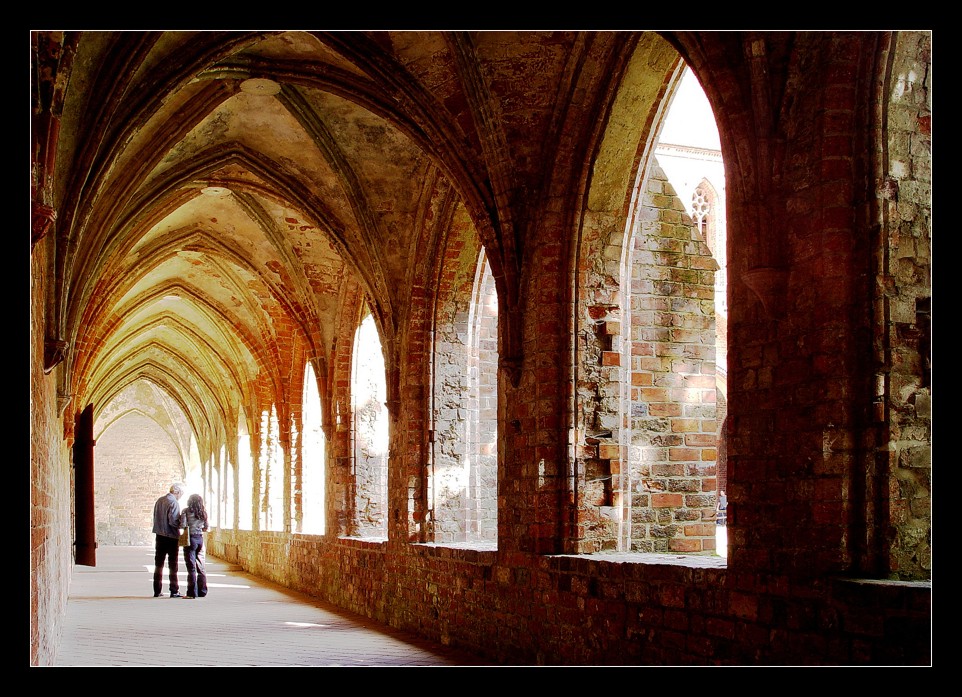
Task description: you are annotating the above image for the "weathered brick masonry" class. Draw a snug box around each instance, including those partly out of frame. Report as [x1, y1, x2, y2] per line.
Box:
[30, 30, 931, 665]
[209, 528, 927, 664]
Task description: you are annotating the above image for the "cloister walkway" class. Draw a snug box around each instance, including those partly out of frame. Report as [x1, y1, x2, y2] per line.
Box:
[52, 545, 492, 667]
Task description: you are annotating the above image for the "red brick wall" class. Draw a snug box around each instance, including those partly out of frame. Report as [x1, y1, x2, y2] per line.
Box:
[208, 527, 929, 664]
[30, 239, 73, 666]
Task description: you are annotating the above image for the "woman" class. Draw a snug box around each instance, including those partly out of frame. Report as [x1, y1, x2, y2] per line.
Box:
[179, 494, 209, 598]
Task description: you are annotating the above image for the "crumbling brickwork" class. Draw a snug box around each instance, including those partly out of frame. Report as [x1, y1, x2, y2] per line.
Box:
[876, 31, 931, 579]
[573, 160, 718, 554]
[431, 228, 498, 543]
[624, 162, 718, 552]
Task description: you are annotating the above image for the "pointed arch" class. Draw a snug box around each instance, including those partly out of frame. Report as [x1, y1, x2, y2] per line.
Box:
[300, 360, 326, 534]
[351, 309, 389, 538]
[572, 35, 719, 555]
[429, 241, 499, 546]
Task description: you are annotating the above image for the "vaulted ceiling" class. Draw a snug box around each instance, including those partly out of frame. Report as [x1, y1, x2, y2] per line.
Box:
[33, 30, 681, 459]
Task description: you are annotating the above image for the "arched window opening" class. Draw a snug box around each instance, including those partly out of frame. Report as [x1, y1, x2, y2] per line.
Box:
[691, 185, 710, 239]
[260, 404, 284, 531]
[631, 63, 725, 555]
[237, 408, 253, 530]
[574, 57, 726, 557]
[430, 249, 499, 546]
[874, 32, 931, 579]
[183, 431, 205, 506]
[223, 441, 235, 530]
[690, 179, 727, 325]
[351, 310, 389, 539]
[572, 43, 723, 557]
[469, 254, 499, 544]
[691, 183, 714, 250]
[301, 361, 326, 534]
[210, 450, 222, 528]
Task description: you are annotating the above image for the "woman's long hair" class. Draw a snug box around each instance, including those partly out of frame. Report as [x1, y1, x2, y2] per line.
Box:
[187, 494, 208, 525]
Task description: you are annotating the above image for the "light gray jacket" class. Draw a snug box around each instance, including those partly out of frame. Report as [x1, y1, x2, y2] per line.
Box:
[179, 509, 209, 537]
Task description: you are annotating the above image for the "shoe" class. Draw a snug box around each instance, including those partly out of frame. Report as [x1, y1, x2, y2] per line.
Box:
[197, 593, 206, 598]
[170, 592, 183, 598]
[184, 595, 196, 599]
[153, 593, 162, 597]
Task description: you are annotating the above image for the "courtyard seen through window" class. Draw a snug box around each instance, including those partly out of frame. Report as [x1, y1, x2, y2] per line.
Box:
[653, 66, 727, 556]
[301, 361, 325, 534]
[351, 311, 389, 539]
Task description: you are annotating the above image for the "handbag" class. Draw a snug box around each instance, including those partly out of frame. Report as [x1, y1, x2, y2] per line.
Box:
[178, 524, 190, 547]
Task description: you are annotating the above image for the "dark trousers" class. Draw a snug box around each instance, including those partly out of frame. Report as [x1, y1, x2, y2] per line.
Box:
[183, 534, 208, 597]
[153, 534, 180, 595]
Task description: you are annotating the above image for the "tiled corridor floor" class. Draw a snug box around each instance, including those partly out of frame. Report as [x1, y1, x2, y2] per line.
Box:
[52, 545, 493, 667]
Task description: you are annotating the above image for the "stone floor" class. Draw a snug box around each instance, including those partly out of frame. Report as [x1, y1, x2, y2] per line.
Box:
[52, 545, 493, 667]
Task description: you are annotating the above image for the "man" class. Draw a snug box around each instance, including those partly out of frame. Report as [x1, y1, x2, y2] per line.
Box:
[152, 483, 185, 597]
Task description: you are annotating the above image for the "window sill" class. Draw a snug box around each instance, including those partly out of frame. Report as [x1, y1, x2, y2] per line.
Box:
[554, 551, 728, 569]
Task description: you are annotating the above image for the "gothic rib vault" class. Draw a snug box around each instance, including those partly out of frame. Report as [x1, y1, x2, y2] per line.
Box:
[43, 30, 570, 457]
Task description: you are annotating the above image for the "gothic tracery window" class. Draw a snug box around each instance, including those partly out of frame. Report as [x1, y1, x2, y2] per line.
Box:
[692, 184, 712, 251]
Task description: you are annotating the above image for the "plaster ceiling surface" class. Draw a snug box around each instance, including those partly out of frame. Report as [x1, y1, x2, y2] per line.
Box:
[38, 30, 656, 456]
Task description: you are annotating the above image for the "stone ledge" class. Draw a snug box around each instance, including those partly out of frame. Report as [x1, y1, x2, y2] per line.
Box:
[336, 536, 387, 549]
[414, 541, 498, 551]
[833, 577, 931, 589]
[554, 551, 728, 569]
[412, 541, 498, 562]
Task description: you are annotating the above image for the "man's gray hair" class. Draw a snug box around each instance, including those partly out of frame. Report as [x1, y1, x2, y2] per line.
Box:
[169, 483, 185, 496]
